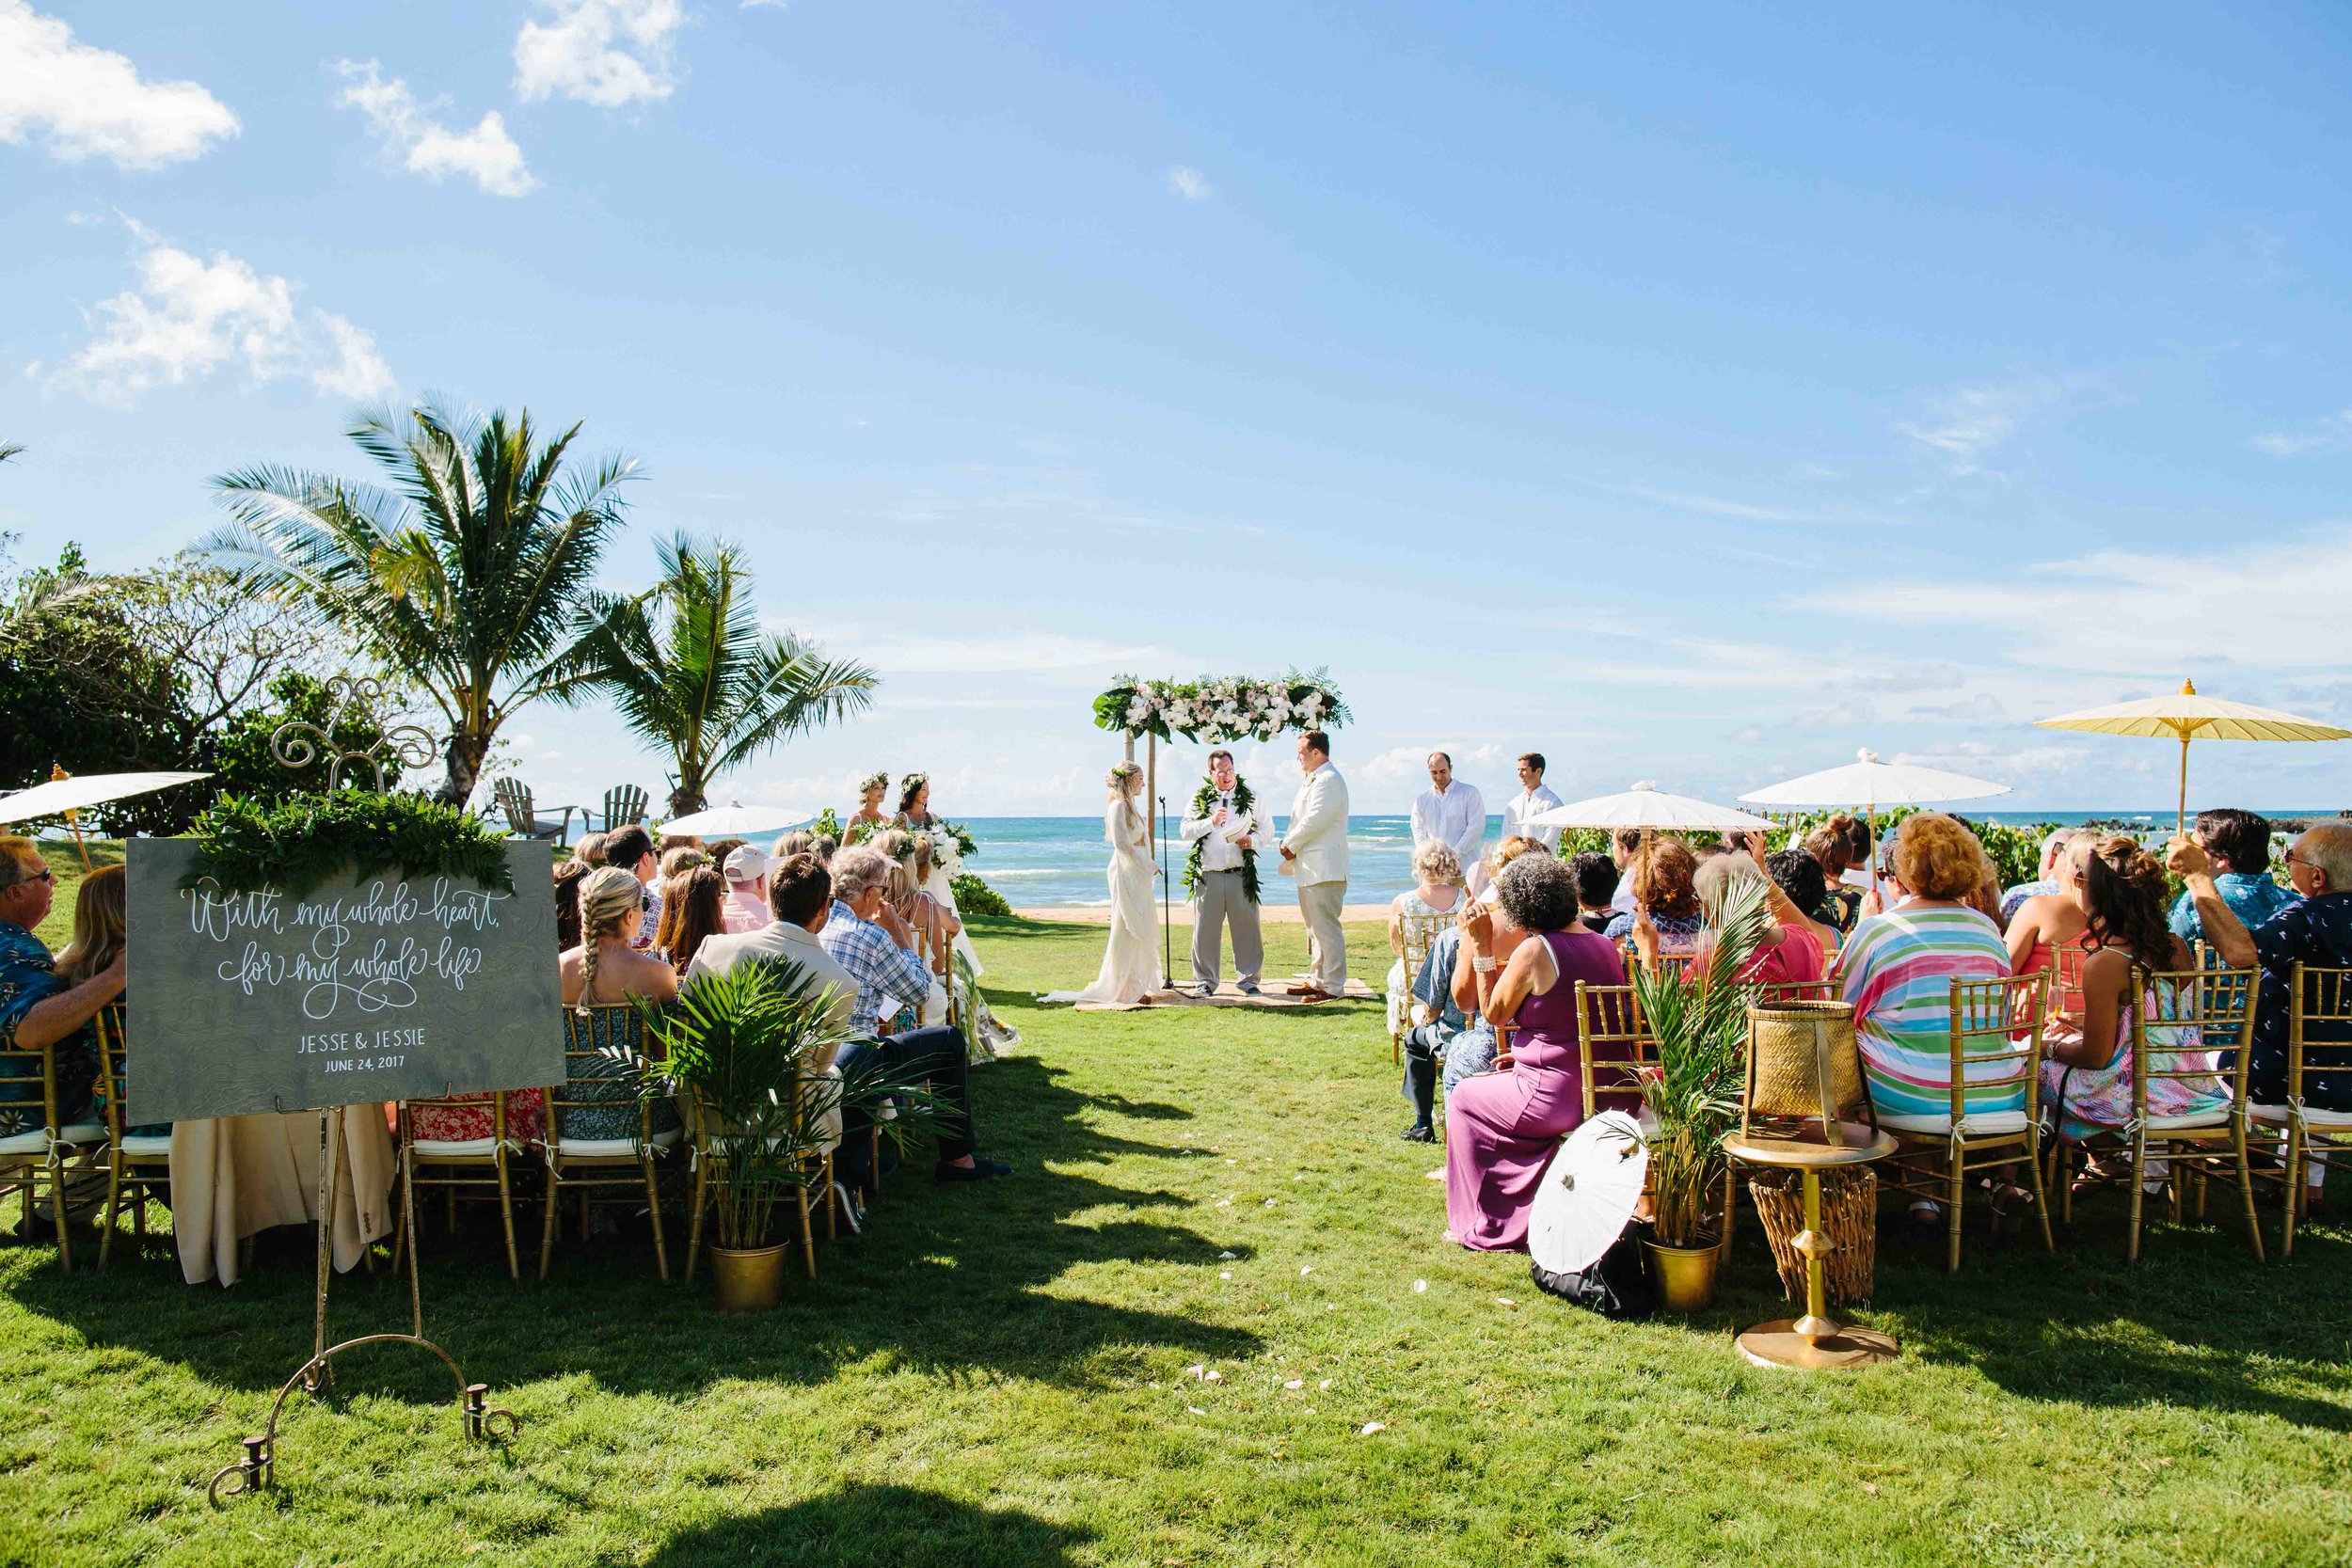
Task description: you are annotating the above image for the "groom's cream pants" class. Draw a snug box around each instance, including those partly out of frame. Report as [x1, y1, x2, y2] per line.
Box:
[1297, 879, 1347, 991]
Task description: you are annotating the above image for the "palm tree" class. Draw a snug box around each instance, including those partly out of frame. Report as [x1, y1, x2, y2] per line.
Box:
[208, 402, 636, 804]
[552, 533, 878, 816]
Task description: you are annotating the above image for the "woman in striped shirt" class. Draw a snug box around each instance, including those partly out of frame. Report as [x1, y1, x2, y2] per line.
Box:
[1839, 814, 2016, 1143]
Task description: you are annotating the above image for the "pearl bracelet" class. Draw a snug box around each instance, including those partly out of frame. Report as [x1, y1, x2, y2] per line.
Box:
[1471, 956, 1497, 974]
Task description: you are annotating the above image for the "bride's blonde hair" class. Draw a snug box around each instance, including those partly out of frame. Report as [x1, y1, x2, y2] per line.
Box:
[1106, 761, 1144, 826]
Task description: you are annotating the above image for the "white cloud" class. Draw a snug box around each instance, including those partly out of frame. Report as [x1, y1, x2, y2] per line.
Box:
[819, 628, 1173, 677]
[333, 60, 537, 198]
[54, 221, 395, 407]
[0, 1, 239, 169]
[1898, 376, 2059, 474]
[515, 0, 685, 108]
[1168, 166, 1213, 201]
[2250, 410, 2352, 458]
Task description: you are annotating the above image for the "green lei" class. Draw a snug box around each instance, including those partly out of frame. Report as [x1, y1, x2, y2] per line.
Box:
[1183, 777, 1260, 904]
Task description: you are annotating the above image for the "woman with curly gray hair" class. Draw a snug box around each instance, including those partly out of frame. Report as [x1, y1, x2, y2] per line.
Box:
[1439, 853, 1626, 1250]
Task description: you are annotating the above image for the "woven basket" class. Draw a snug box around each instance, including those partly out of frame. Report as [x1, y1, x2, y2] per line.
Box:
[1747, 1166, 1876, 1306]
[1746, 1001, 1865, 1124]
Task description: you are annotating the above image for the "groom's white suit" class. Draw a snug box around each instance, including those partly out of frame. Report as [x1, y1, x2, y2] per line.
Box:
[1281, 759, 1351, 992]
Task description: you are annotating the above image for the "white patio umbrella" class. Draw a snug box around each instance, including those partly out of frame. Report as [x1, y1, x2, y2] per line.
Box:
[1740, 749, 2010, 894]
[658, 801, 811, 838]
[1523, 782, 1775, 833]
[1529, 1111, 1649, 1275]
[0, 769, 213, 869]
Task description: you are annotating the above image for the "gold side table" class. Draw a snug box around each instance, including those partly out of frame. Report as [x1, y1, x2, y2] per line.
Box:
[1723, 1124, 1901, 1370]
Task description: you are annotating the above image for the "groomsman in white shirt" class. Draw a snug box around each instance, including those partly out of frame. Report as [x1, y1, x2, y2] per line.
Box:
[1410, 752, 1486, 874]
[1181, 748, 1277, 995]
[1499, 752, 1565, 851]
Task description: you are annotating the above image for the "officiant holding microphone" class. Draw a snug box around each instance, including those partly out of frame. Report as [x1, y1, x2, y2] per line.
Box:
[1181, 749, 1277, 995]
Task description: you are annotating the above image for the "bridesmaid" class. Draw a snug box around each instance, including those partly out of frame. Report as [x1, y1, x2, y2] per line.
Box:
[848, 770, 890, 839]
[1444, 854, 1626, 1250]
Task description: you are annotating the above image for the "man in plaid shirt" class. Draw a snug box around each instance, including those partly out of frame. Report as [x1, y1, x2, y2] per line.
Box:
[819, 847, 1009, 1183]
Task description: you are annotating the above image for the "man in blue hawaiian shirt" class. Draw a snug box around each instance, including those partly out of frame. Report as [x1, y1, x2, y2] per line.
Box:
[0, 836, 125, 1139]
[2169, 808, 2296, 947]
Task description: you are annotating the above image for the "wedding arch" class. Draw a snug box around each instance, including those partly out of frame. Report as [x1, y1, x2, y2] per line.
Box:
[1090, 672, 1350, 986]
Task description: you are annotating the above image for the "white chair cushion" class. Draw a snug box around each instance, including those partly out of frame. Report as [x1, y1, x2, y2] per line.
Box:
[2251, 1102, 2352, 1131]
[1879, 1108, 2030, 1137]
[119, 1134, 173, 1156]
[559, 1127, 683, 1158]
[55, 1121, 104, 1145]
[2147, 1110, 2231, 1132]
[0, 1130, 49, 1157]
[410, 1136, 501, 1158]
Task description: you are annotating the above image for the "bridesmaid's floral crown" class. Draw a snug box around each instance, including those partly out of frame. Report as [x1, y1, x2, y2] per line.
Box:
[858, 770, 889, 793]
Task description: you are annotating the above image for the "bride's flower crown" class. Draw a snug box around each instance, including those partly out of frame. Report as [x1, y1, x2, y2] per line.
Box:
[1106, 762, 1143, 789]
[858, 770, 889, 792]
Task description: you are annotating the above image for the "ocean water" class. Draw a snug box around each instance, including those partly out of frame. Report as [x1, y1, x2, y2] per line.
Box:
[959, 809, 2344, 908]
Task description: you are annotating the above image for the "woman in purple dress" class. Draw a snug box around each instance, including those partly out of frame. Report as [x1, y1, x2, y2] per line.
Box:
[1444, 853, 1629, 1250]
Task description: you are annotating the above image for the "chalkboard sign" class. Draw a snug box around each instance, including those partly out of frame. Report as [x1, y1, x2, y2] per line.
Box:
[124, 839, 565, 1124]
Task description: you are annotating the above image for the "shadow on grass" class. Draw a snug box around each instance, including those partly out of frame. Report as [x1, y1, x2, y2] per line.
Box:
[4, 1054, 1259, 1400]
[615, 1484, 1089, 1568]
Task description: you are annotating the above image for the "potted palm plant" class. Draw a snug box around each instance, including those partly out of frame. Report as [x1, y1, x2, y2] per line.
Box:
[1628, 872, 1772, 1312]
[628, 958, 858, 1311]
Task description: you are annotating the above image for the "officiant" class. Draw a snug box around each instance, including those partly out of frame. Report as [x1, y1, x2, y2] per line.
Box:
[1181, 749, 1277, 995]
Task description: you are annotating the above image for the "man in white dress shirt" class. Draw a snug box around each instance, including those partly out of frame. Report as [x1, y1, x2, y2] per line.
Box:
[1410, 752, 1486, 874]
[1181, 748, 1278, 996]
[1279, 729, 1350, 1001]
[1498, 752, 1565, 851]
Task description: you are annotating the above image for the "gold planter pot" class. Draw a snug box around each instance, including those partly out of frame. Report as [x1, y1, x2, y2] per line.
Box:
[710, 1243, 789, 1312]
[1644, 1239, 1720, 1314]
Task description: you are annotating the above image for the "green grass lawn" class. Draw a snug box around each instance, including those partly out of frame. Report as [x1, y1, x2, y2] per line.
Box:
[5, 883, 2351, 1566]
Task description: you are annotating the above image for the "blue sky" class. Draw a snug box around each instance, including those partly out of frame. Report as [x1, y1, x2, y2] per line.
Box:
[5, 1, 2350, 816]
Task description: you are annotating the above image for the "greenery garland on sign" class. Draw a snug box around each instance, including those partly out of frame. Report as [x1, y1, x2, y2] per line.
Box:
[179, 789, 516, 899]
[1092, 671, 1349, 743]
[1182, 777, 1261, 903]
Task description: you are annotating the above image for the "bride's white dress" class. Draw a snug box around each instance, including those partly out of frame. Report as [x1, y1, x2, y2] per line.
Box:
[1046, 802, 1160, 1005]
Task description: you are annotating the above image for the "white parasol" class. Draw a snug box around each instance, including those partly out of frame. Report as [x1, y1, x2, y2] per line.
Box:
[1740, 749, 2009, 812]
[0, 769, 213, 823]
[657, 801, 811, 838]
[1528, 1111, 1649, 1275]
[1524, 782, 1775, 833]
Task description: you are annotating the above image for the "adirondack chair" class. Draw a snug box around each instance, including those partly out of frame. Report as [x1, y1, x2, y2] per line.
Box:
[600, 784, 650, 832]
[492, 777, 579, 847]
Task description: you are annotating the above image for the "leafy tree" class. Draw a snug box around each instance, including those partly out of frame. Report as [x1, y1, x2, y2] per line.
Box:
[208, 401, 637, 805]
[550, 533, 877, 816]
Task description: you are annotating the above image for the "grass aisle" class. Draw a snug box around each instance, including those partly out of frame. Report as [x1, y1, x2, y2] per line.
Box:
[4, 902, 2351, 1566]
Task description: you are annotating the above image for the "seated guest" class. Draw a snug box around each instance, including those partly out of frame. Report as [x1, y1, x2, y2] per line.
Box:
[0, 836, 120, 1138]
[653, 866, 727, 976]
[660, 846, 709, 880]
[721, 847, 773, 934]
[2006, 835, 2096, 1016]
[818, 847, 1009, 1183]
[1688, 853, 1825, 987]
[703, 837, 748, 871]
[1443, 855, 1625, 1249]
[1568, 851, 1619, 934]
[2042, 837, 2223, 1164]
[2173, 823, 2352, 1136]
[1608, 827, 1645, 913]
[1398, 917, 1494, 1143]
[55, 866, 167, 1140]
[686, 852, 860, 1221]
[563, 867, 678, 1010]
[2169, 809, 2293, 948]
[1766, 847, 1840, 939]
[553, 859, 589, 950]
[659, 832, 705, 859]
[1387, 842, 1465, 1037]
[599, 825, 661, 948]
[1604, 838, 1704, 956]
[1963, 837, 2007, 928]
[2000, 828, 2089, 927]
[1804, 821, 1864, 934]
[1838, 814, 2016, 1148]
[573, 831, 609, 867]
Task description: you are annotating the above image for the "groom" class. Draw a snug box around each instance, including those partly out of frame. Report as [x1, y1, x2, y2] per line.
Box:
[1279, 728, 1350, 1002]
[1180, 748, 1276, 995]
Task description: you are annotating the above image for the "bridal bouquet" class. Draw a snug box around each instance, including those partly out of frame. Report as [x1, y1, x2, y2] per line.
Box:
[1094, 672, 1350, 743]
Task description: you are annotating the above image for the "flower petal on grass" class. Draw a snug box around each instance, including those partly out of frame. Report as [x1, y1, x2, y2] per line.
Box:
[1284, 1379, 1304, 1389]
[1219, 1271, 1232, 1280]
[1359, 1421, 1388, 1436]
[1319, 1378, 1333, 1389]
[1413, 1279, 1427, 1293]
[1187, 1405, 1207, 1416]
[1299, 1265, 1313, 1275]
[1218, 1250, 1237, 1259]
[1495, 1297, 1517, 1307]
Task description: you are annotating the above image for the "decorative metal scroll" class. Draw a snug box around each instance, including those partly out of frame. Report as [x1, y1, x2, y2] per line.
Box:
[269, 675, 439, 792]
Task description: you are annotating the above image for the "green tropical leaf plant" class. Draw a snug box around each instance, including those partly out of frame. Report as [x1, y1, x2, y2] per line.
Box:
[204, 401, 639, 804]
[549, 533, 878, 817]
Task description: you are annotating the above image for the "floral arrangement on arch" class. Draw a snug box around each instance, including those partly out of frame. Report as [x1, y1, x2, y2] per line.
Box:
[1091, 672, 1350, 743]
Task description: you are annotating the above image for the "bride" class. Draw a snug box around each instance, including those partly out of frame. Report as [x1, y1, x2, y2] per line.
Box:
[1048, 762, 1162, 1005]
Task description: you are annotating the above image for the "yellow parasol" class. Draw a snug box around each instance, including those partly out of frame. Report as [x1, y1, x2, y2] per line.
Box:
[2033, 679, 2351, 832]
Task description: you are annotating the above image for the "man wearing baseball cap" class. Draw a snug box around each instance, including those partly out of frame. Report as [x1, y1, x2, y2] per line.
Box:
[721, 845, 773, 934]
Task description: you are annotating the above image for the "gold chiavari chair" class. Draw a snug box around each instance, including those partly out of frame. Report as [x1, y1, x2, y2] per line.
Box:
[1390, 911, 1455, 1066]
[0, 1034, 105, 1272]
[540, 1006, 678, 1280]
[1574, 977, 1741, 1256]
[2251, 963, 2350, 1259]
[2052, 966, 2264, 1263]
[394, 1089, 526, 1279]
[1881, 973, 2056, 1273]
[93, 1005, 170, 1268]
[1622, 945, 1697, 985]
